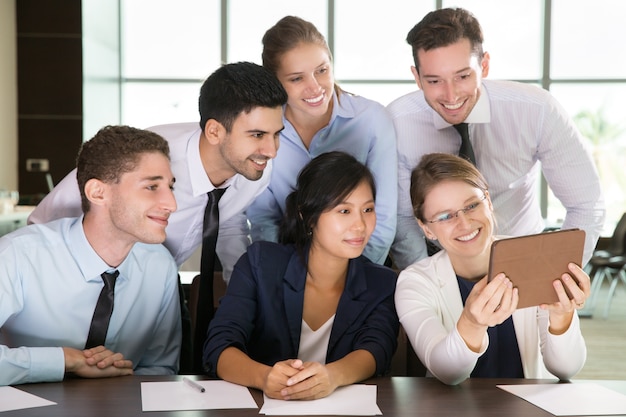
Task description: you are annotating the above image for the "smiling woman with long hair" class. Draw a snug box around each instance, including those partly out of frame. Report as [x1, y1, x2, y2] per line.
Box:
[247, 15, 398, 267]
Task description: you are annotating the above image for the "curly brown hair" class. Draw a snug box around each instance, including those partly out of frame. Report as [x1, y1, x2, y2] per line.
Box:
[76, 125, 170, 213]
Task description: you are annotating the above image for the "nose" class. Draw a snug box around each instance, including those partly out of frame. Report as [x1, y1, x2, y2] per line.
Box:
[455, 209, 471, 226]
[443, 82, 458, 102]
[305, 74, 321, 93]
[352, 212, 366, 231]
[259, 135, 279, 159]
[162, 187, 177, 213]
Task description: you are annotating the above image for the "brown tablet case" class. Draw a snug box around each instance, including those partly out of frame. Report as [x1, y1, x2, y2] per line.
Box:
[488, 229, 586, 309]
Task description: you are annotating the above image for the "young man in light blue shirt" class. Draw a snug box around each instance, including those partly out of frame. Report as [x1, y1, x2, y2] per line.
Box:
[0, 125, 181, 386]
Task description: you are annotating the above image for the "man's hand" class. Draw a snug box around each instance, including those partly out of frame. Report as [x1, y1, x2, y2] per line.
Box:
[63, 346, 133, 378]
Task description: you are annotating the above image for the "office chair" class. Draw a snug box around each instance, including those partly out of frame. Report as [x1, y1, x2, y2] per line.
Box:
[187, 271, 227, 374]
[581, 212, 626, 317]
[601, 258, 626, 318]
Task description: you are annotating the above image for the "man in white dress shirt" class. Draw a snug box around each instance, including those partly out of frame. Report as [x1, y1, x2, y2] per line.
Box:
[29, 62, 288, 284]
[388, 7, 605, 269]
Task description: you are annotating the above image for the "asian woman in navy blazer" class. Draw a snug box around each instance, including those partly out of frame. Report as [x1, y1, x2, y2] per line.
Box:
[204, 151, 399, 400]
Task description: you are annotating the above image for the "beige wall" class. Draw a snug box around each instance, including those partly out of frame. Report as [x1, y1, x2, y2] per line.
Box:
[0, 0, 17, 191]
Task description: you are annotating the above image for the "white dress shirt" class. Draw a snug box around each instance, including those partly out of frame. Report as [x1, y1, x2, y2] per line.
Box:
[28, 123, 272, 282]
[388, 80, 605, 269]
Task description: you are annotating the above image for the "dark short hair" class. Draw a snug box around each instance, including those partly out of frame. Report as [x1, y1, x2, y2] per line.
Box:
[406, 7, 484, 71]
[198, 62, 287, 132]
[279, 151, 376, 253]
[410, 153, 488, 222]
[76, 125, 170, 213]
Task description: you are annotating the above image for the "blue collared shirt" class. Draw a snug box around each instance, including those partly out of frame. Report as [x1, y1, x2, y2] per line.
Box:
[247, 92, 398, 265]
[0, 217, 181, 386]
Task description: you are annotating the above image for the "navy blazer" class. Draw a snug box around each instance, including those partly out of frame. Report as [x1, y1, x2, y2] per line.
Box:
[203, 241, 399, 377]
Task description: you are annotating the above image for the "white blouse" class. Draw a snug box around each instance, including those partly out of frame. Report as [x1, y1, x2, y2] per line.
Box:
[298, 315, 335, 364]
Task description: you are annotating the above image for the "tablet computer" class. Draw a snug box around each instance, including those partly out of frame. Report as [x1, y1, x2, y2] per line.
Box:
[488, 229, 585, 309]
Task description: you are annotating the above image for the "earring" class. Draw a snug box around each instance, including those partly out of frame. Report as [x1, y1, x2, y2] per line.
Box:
[307, 230, 313, 236]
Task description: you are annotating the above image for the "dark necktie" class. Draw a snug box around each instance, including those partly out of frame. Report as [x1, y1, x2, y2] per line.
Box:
[193, 187, 226, 371]
[85, 270, 119, 349]
[453, 123, 477, 166]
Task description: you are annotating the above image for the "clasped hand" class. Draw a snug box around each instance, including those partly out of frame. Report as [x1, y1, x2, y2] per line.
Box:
[64, 345, 133, 378]
[264, 358, 337, 401]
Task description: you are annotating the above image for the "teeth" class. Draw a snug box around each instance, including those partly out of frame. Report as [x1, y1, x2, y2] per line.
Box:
[457, 229, 479, 242]
[252, 159, 267, 165]
[443, 101, 463, 110]
[304, 94, 324, 104]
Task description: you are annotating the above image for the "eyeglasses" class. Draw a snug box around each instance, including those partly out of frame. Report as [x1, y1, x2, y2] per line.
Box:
[425, 193, 487, 224]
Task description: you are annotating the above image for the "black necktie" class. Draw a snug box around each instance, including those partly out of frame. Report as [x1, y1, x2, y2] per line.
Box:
[85, 270, 119, 349]
[194, 187, 226, 370]
[453, 123, 476, 166]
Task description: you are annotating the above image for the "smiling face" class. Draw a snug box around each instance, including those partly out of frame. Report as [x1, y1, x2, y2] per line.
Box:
[412, 38, 490, 125]
[217, 106, 284, 181]
[106, 152, 177, 245]
[276, 42, 334, 122]
[418, 179, 494, 263]
[310, 180, 376, 262]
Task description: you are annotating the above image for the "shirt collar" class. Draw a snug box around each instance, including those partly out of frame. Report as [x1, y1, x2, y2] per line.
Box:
[67, 216, 117, 283]
[433, 84, 491, 130]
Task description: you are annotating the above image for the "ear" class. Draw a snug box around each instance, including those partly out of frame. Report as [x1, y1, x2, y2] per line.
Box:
[84, 178, 108, 208]
[417, 218, 437, 241]
[203, 119, 225, 146]
[485, 190, 494, 211]
[411, 66, 422, 89]
[480, 51, 490, 78]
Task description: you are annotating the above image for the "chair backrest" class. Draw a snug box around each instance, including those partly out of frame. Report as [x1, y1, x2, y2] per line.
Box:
[607, 212, 626, 255]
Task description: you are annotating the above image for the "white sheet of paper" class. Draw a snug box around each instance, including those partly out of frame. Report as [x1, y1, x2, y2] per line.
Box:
[260, 384, 381, 415]
[498, 383, 626, 416]
[0, 386, 56, 412]
[141, 380, 258, 411]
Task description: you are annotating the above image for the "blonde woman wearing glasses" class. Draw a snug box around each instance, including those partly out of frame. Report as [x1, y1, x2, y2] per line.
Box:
[395, 153, 590, 385]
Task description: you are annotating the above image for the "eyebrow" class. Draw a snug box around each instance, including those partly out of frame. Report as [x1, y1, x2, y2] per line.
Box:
[337, 198, 375, 206]
[284, 60, 330, 77]
[140, 175, 176, 185]
[432, 194, 482, 213]
[245, 126, 285, 135]
[421, 67, 472, 79]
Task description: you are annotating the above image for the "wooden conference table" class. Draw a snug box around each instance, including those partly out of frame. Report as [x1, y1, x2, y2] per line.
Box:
[6, 376, 626, 417]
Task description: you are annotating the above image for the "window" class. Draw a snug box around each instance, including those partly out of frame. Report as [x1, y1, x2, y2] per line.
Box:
[116, 0, 625, 235]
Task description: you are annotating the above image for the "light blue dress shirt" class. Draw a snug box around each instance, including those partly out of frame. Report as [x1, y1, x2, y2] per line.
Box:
[247, 92, 398, 264]
[0, 217, 181, 386]
[388, 80, 605, 269]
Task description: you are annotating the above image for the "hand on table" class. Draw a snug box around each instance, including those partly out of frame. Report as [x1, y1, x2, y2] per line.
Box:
[264, 358, 337, 401]
[64, 345, 134, 378]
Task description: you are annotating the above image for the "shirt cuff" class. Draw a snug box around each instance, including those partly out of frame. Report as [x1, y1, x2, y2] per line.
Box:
[29, 347, 65, 382]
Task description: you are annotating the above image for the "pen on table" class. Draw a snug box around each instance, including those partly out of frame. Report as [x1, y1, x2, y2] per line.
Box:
[182, 377, 206, 393]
